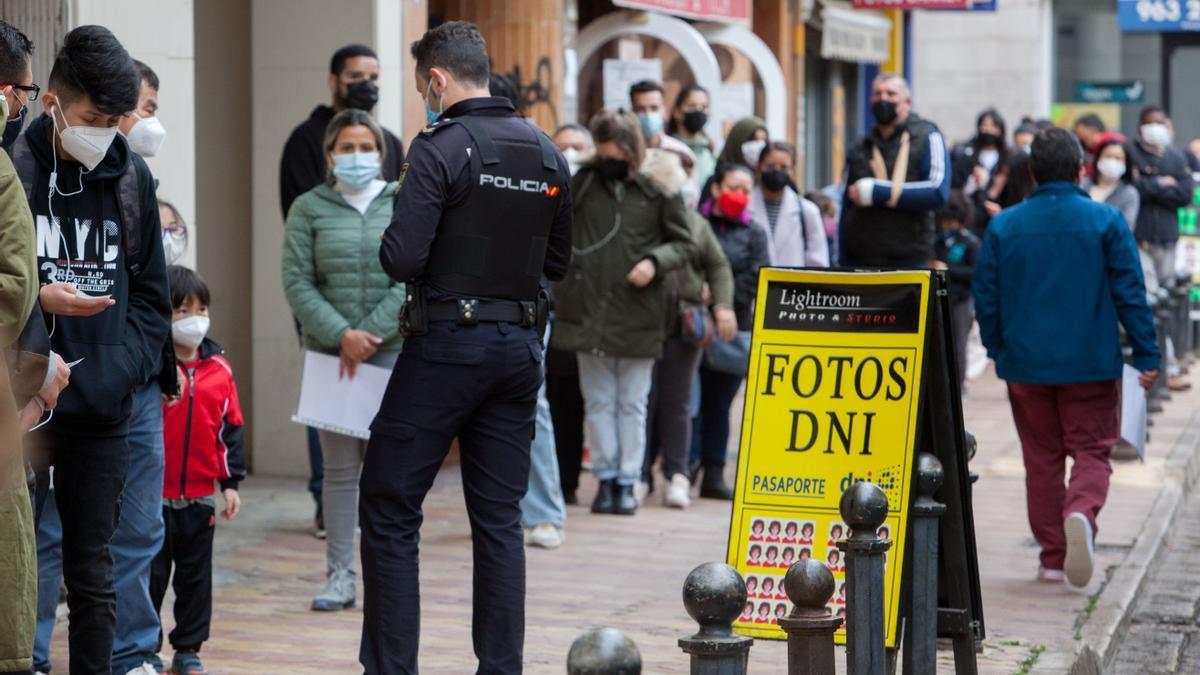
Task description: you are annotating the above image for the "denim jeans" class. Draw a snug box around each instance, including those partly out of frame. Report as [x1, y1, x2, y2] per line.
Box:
[35, 428, 130, 675]
[520, 329, 566, 529]
[34, 384, 163, 674]
[576, 354, 656, 486]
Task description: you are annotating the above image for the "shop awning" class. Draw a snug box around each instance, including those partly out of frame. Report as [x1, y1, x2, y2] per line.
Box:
[819, 0, 893, 64]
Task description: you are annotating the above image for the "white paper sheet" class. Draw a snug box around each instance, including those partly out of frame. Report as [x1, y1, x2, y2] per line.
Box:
[1120, 364, 1147, 461]
[292, 351, 392, 440]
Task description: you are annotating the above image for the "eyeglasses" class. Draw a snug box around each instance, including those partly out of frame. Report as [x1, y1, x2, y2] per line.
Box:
[6, 84, 40, 103]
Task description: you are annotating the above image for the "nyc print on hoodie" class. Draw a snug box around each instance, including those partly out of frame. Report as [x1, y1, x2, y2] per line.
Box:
[19, 113, 171, 428]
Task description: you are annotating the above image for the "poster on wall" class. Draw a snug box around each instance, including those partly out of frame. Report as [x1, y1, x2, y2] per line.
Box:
[726, 269, 931, 645]
[602, 58, 662, 112]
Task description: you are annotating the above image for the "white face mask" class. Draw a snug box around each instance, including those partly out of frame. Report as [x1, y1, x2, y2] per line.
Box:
[1097, 157, 1127, 181]
[51, 96, 118, 171]
[741, 139, 766, 167]
[1141, 123, 1171, 148]
[562, 147, 582, 176]
[978, 149, 1000, 172]
[126, 113, 166, 157]
[172, 315, 210, 351]
[163, 231, 186, 265]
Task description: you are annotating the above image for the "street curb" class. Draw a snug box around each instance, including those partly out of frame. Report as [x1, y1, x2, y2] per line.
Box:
[1071, 408, 1200, 674]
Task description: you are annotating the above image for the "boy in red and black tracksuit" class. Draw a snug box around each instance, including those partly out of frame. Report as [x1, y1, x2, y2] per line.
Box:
[151, 265, 244, 675]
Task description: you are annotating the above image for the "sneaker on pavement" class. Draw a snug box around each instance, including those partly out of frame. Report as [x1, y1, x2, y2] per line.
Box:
[1063, 512, 1095, 588]
[633, 480, 650, 505]
[527, 523, 565, 549]
[664, 473, 691, 509]
[124, 662, 162, 675]
[170, 650, 208, 675]
[1036, 566, 1065, 583]
[311, 568, 356, 611]
[1168, 375, 1192, 392]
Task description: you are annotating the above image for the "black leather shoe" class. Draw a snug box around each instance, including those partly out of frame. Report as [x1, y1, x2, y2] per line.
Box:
[591, 480, 616, 514]
[615, 483, 638, 515]
[699, 465, 734, 500]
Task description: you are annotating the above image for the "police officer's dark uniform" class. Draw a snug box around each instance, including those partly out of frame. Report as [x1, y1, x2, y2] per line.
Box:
[359, 95, 572, 675]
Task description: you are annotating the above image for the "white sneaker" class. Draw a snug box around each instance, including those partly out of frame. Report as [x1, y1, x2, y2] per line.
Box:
[633, 480, 650, 505]
[124, 663, 160, 675]
[527, 523, 564, 549]
[1063, 512, 1095, 588]
[664, 473, 691, 509]
[1036, 566, 1065, 583]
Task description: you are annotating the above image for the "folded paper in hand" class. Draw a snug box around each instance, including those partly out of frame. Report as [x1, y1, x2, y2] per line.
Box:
[292, 350, 391, 440]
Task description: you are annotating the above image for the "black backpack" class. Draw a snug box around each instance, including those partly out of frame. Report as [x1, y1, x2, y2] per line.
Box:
[8, 132, 145, 276]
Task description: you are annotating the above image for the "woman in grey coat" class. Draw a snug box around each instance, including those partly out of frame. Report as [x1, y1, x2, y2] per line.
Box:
[1084, 138, 1140, 230]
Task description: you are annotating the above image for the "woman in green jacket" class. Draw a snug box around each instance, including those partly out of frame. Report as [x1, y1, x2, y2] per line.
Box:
[552, 110, 692, 517]
[282, 109, 404, 612]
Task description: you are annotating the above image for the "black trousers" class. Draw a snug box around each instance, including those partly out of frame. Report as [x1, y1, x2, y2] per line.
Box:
[33, 429, 130, 675]
[359, 321, 542, 675]
[545, 346, 584, 498]
[150, 503, 215, 651]
[645, 334, 704, 480]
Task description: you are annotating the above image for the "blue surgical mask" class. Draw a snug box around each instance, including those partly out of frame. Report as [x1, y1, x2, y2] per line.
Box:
[424, 78, 444, 126]
[333, 151, 381, 188]
[637, 111, 664, 139]
[2, 104, 27, 151]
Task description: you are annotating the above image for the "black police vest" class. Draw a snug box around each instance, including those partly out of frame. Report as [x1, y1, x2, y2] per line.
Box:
[423, 116, 563, 302]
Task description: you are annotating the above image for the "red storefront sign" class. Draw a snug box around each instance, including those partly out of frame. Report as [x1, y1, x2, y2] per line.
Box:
[852, 0, 970, 8]
[612, 0, 751, 23]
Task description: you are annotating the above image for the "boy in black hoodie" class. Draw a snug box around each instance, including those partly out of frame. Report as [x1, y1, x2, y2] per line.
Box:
[13, 25, 171, 674]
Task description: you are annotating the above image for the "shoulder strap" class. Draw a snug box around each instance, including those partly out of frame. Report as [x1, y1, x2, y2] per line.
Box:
[524, 119, 559, 171]
[9, 133, 35, 205]
[454, 116, 500, 166]
[117, 159, 143, 277]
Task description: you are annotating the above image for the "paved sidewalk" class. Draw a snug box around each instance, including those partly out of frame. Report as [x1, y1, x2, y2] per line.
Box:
[42, 366, 1200, 673]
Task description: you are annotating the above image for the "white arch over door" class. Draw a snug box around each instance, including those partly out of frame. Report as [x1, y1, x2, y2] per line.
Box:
[695, 22, 788, 140]
[575, 10, 724, 141]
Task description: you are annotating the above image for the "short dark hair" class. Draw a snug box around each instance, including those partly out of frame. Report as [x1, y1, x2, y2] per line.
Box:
[1074, 113, 1105, 133]
[712, 161, 755, 186]
[759, 141, 796, 168]
[1091, 138, 1134, 184]
[410, 21, 489, 89]
[629, 79, 664, 101]
[1030, 127, 1083, 185]
[936, 190, 974, 230]
[133, 59, 158, 90]
[0, 20, 33, 84]
[168, 265, 211, 309]
[1139, 104, 1165, 123]
[47, 25, 139, 114]
[330, 44, 377, 77]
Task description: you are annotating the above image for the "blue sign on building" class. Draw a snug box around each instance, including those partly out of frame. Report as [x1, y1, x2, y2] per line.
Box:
[1074, 80, 1146, 104]
[1119, 0, 1200, 32]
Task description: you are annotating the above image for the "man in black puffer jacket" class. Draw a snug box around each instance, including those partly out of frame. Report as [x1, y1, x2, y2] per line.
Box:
[840, 73, 951, 267]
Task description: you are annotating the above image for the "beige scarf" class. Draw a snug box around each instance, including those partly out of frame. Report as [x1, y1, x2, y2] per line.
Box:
[868, 131, 911, 208]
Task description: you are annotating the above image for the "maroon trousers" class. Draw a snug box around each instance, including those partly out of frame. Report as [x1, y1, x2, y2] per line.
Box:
[1006, 380, 1120, 570]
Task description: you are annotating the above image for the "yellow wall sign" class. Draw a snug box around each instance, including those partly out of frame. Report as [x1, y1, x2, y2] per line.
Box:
[727, 268, 931, 646]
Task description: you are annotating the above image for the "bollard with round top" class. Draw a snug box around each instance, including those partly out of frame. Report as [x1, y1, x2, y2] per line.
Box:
[903, 453, 947, 675]
[677, 562, 754, 674]
[778, 558, 843, 675]
[567, 627, 642, 675]
[837, 481, 892, 675]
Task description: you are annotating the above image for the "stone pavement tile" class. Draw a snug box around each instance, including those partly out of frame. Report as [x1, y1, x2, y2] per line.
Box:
[1178, 634, 1200, 673]
[1108, 624, 1186, 675]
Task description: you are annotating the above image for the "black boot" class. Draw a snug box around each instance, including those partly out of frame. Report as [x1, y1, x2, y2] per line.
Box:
[615, 483, 638, 515]
[699, 464, 733, 500]
[591, 480, 616, 514]
[688, 459, 703, 486]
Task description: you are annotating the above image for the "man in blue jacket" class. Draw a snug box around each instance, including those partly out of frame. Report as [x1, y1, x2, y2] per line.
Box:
[973, 127, 1160, 590]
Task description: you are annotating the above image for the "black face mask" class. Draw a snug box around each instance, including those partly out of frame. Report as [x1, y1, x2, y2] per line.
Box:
[2, 104, 27, 151]
[682, 110, 708, 134]
[343, 80, 380, 111]
[596, 158, 630, 181]
[761, 168, 790, 192]
[872, 99, 898, 125]
[976, 132, 1002, 148]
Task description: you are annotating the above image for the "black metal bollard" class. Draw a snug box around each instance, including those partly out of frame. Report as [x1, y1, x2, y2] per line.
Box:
[837, 481, 892, 675]
[678, 562, 753, 674]
[567, 627, 642, 675]
[902, 453, 947, 675]
[778, 558, 843, 675]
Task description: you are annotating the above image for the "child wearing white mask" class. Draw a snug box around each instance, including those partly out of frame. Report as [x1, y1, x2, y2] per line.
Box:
[153, 264, 245, 675]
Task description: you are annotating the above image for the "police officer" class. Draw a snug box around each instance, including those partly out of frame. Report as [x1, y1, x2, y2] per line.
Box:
[359, 21, 572, 675]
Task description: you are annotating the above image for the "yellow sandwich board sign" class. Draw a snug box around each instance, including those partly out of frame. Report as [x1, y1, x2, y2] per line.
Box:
[727, 268, 931, 646]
